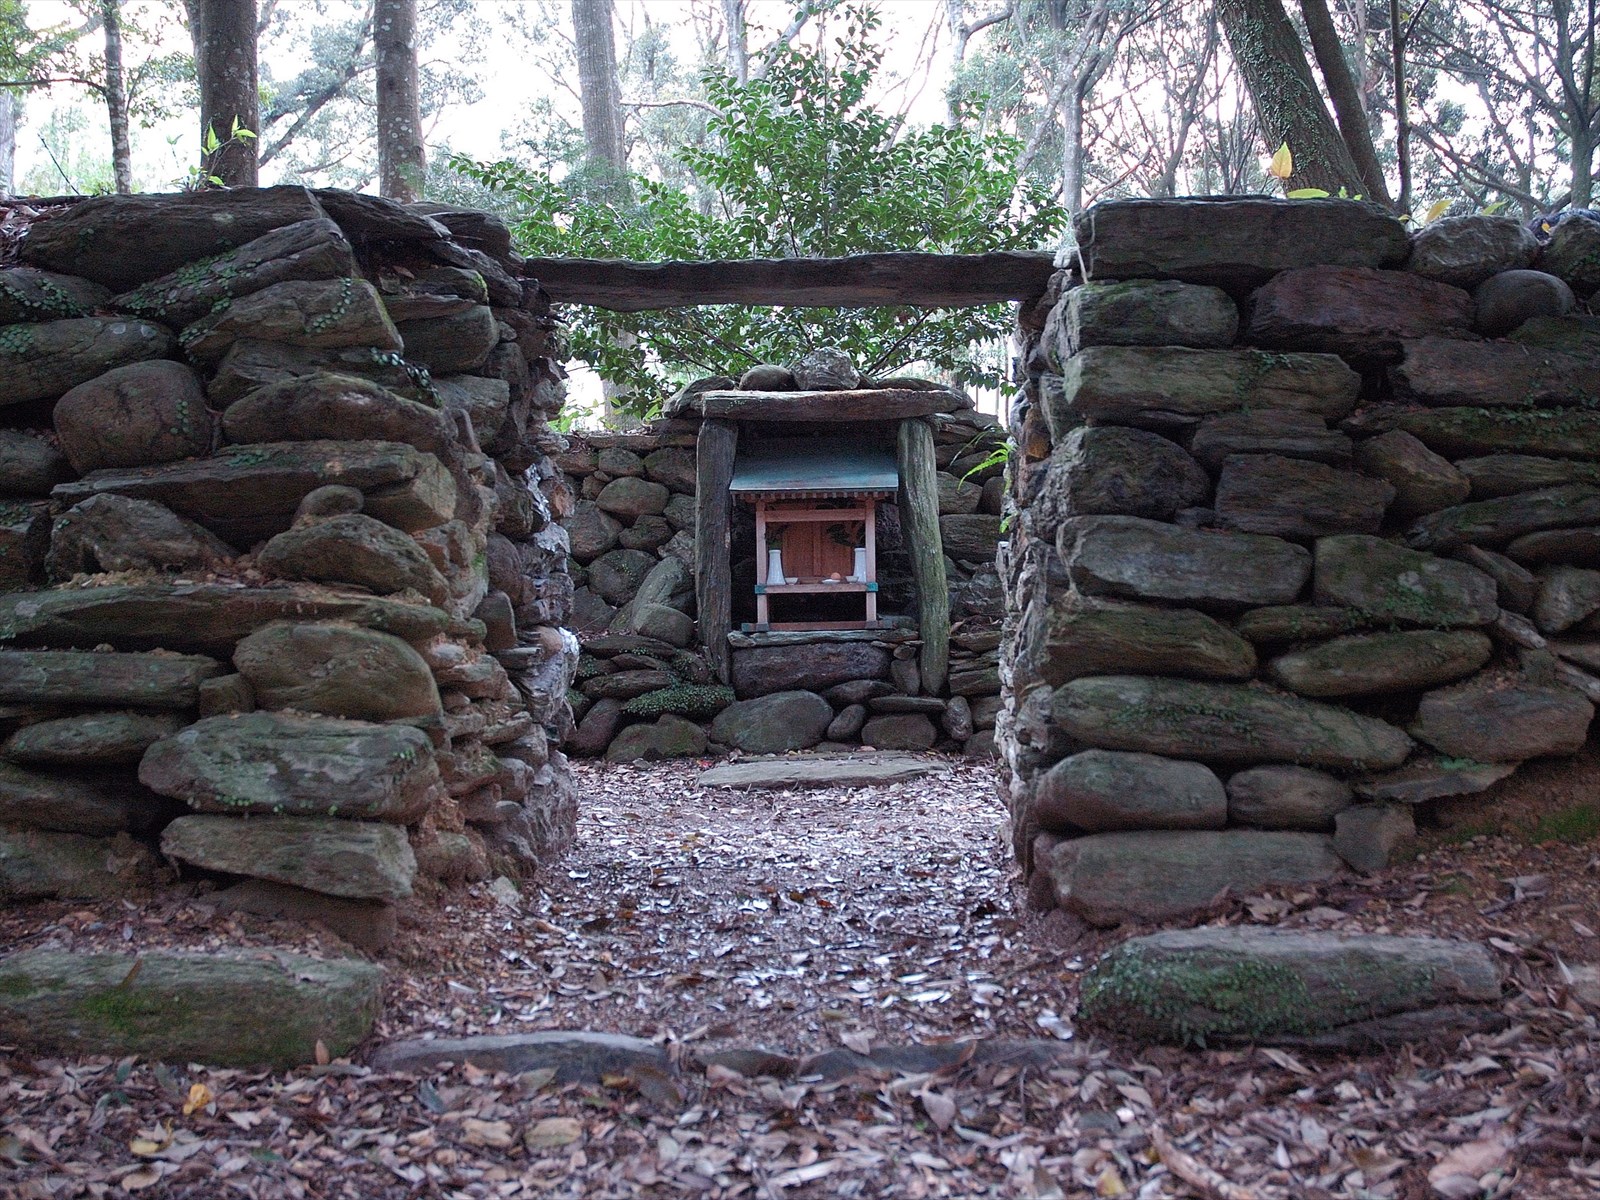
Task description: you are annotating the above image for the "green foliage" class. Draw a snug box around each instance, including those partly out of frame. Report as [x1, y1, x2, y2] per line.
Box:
[622, 684, 735, 719]
[450, 6, 1064, 419]
[1529, 803, 1600, 845]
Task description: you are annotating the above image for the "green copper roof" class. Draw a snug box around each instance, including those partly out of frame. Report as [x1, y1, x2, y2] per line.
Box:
[730, 437, 898, 494]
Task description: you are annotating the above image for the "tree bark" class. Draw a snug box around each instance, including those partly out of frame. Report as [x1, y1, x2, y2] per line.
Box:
[187, 0, 259, 187]
[896, 418, 950, 697]
[375, 0, 424, 201]
[1300, 0, 1390, 204]
[0, 90, 18, 196]
[721, 0, 747, 85]
[571, 0, 626, 185]
[1390, 0, 1411, 215]
[695, 419, 738, 685]
[101, 0, 132, 194]
[1217, 0, 1364, 196]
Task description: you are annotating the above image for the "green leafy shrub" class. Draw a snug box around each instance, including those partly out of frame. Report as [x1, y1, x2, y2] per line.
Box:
[622, 684, 735, 719]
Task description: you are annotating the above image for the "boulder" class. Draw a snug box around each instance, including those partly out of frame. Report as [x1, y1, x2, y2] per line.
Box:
[53, 439, 456, 543]
[46, 494, 235, 579]
[222, 373, 451, 455]
[1449, 545, 1537, 612]
[180, 278, 402, 362]
[566, 500, 623, 562]
[1508, 526, 1600, 565]
[1226, 765, 1352, 830]
[1072, 197, 1410, 291]
[824, 679, 894, 705]
[1474, 270, 1576, 338]
[1247, 266, 1473, 363]
[52, 359, 211, 474]
[827, 703, 867, 740]
[631, 603, 693, 648]
[1051, 346, 1359, 435]
[1352, 430, 1469, 518]
[140, 711, 440, 822]
[1313, 534, 1498, 626]
[257, 513, 448, 604]
[206, 338, 437, 408]
[0, 828, 161, 900]
[1214, 454, 1393, 538]
[791, 347, 860, 390]
[1392, 335, 1600, 408]
[596, 476, 670, 519]
[0, 947, 383, 1068]
[0, 317, 175, 409]
[709, 690, 833, 754]
[1408, 215, 1539, 288]
[570, 697, 623, 757]
[1015, 592, 1255, 685]
[1043, 829, 1343, 925]
[859, 713, 938, 751]
[233, 622, 440, 721]
[936, 472, 982, 515]
[1407, 485, 1600, 552]
[1532, 566, 1600, 633]
[1190, 409, 1351, 472]
[0, 649, 220, 708]
[1053, 675, 1413, 769]
[1266, 630, 1492, 697]
[1457, 454, 1600, 499]
[1077, 928, 1502, 1047]
[1394, 406, 1600, 460]
[1235, 604, 1367, 645]
[1059, 279, 1238, 356]
[1353, 758, 1518, 804]
[1334, 802, 1417, 874]
[1033, 426, 1210, 532]
[588, 547, 657, 606]
[1536, 210, 1600, 294]
[393, 305, 498, 374]
[739, 364, 795, 390]
[0, 430, 71, 497]
[0, 268, 109, 322]
[1034, 749, 1225, 833]
[1411, 676, 1592, 760]
[161, 814, 417, 901]
[868, 695, 946, 715]
[20, 186, 328, 290]
[618, 514, 673, 551]
[943, 695, 974, 740]
[0, 499, 48, 589]
[1057, 515, 1311, 609]
[0, 762, 166, 834]
[642, 446, 696, 492]
[2, 711, 184, 768]
[604, 714, 708, 761]
[940, 514, 1003, 563]
[206, 879, 396, 952]
[434, 373, 511, 445]
[732, 642, 890, 699]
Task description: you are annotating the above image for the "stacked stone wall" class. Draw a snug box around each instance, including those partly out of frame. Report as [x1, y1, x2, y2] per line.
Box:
[0, 187, 579, 945]
[1003, 200, 1600, 927]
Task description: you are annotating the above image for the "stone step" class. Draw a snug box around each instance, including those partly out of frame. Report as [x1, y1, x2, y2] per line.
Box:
[697, 752, 952, 790]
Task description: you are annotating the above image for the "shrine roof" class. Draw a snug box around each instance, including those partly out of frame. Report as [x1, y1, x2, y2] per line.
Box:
[730, 439, 898, 495]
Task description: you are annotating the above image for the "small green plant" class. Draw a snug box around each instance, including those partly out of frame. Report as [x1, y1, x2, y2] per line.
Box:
[177, 117, 258, 190]
[1527, 803, 1600, 845]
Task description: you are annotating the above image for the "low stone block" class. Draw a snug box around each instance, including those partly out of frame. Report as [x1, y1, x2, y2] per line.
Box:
[161, 814, 417, 901]
[0, 828, 162, 899]
[1313, 535, 1498, 627]
[732, 643, 890, 699]
[0, 649, 220, 708]
[1215, 454, 1393, 539]
[1248, 266, 1473, 363]
[1266, 630, 1492, 697]
[1411, 676, 1593, 761]
[1226, 765, 1352, 831]
[1034, 749, 1225, 833]
[0, 317, 175, 408]
[54, 355, 211, 473]
[709, 691, 833, 754]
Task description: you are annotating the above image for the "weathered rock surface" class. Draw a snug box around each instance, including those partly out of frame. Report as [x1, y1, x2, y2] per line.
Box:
[0, 762, 166, 834]
[1352, 430, 1470, 518]
[604, 714, 707, 761]
[860, 713, 938, 751]
[1392, 336, 1599, 408]
[1034, 749, 1225, 833]
[0, 317, 175, 408]
[258, 513, 448, 604]
[1052, 675, 1413, 770]
[1052, 347, 1359, 434]
[1508, 526, 1600, 565]
[435, 374, 513, 446]
[1215, 454, 1393, 538]
[1059, 279, 1237, 356]
[936, 472, 982, 515]
[206, 339, 436, 408]
[1407, 485, 1600, 551]
[0, 268, 109, 322]
[233, 623, 441, 720]
[1408, 215, 1539, 289]
[1044, 830, 1343, 925]
[1077, 928, 1502, 1047]
[827, 704, 867, 740]
[596, 476, 670, 519]
[697, 752, 950, 790]
[1248, 266, 1474, 362]
[370, 1030, 667, 1081]
[588, 548, 657, 606]
[53, 440, 456, 542]
[1190, 409, 1351, 471]
[1267, 630, 1492, 697]
[0, 828, 161, 899]
[1354, 758, 1518, 804]
[1475, 269, 1575, 337]
[181, 278, 402, 362]
[1313, 534, 1498, 626]
[1450, 545, 1537, 613]
[732, 642, 890, 699]
[940, 514, 1003, 563]
[1226, 765, 1352, 830]
[1532, 566, 1600, 633]
[1034, 426, 1210, 531]
[46, 494, 235, 579]
[0, 947, 383, 1068]
[710, 691, 833, 754]
[1394, 406, 1600, 460]
[2, 711, 184, 767]
[0, 649, 220, 707]
[140, 712, 440, 822]
[394, 305, 497, 373]
[792, 346, 860, 390]
[1015, 592, 1256, 685]
[1536, 211, 1600, 294]
[1458, 454, 1600, 499]
[566, 500, 622, 562]
[222, 373, 450, 455]
[1335, 802, 1416, 874]
[206, 879, 396, 952]
[161, 814, 417, 901]
[0, 430, 71, 496]
[1411, 677, 1593, 760]
[1057, 515, 1310, 609]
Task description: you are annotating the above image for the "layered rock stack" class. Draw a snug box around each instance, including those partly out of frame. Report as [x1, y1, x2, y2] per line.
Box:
[1004, 201, 1599, 926]
[0, 188, 579, 944]
[554, 359, 1008, 761]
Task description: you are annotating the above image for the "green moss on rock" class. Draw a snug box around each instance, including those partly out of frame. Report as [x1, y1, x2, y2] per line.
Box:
[623, 684, 735, 719]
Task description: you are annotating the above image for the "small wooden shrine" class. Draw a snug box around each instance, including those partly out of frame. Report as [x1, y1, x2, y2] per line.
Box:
[729, 439, 897, 631]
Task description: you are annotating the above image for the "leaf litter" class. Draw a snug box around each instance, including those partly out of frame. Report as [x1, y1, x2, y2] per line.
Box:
[0, 758, 1597, 1197]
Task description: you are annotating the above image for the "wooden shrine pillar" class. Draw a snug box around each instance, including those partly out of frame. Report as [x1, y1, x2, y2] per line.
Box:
[895, 417, 949, 695]
[695, 419, 738, 683]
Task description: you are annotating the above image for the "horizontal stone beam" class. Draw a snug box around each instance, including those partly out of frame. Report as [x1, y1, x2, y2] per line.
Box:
[520, 251, 1056, 311]
[690, 388, 969, 422]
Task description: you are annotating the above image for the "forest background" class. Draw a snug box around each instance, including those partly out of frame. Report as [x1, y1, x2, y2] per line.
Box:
[0, 0, 1592, 422]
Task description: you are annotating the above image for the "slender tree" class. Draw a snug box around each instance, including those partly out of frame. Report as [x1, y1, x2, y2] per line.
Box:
[571, 0, 626, 192]
[185, 0, 259, 186]
[721, 0, 747, 84]
[375, 0, 423, 199]
[100, 0, 131, 193]
[1300, 0, 1389, 203]
[0, 91, 16, 195]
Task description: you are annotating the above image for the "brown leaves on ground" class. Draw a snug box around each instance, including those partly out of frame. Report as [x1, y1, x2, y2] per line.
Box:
[2, 758, 1599, 1198]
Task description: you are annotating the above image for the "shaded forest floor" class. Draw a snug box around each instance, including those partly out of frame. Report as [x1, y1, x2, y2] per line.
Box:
[2, 758, 1599, 1198]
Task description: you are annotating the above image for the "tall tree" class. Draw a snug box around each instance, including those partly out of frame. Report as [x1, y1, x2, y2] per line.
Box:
[1299, 0, 1389, 203]
[571, 0, 626, 193]
[0, 91, 16, 195]
[1217, 0, 1365, 195]
[185, 0, 259, 186]
[100, 0, 130, 193]
[375, 0, 423, 199]
[721, 0, 747, 84]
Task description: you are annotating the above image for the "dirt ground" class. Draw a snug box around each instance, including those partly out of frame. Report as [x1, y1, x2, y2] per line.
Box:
[2, 756, 1598, 1199]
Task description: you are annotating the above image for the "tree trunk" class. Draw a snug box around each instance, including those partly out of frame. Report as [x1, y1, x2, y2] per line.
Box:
[1573, 122, 1595, 210]
[1390, 0, 1411, 215]
[0, 91, 17, 197]
[101, 0, 132, 194]
[1300, 0, 1390, 204]
[1061, 83, 1086, 216]
[695, 419, 738, 685]
[375, 0, 424, 201]
[1217, 0, 1364, 196]
[571, 0, 626, 185]
[188, 0, 259, 187]
[896, 418, 950, 697]
[722, 0, 748, 85]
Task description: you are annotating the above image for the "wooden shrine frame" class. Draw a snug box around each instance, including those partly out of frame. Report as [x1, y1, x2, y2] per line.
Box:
[746, 490, 891, 631]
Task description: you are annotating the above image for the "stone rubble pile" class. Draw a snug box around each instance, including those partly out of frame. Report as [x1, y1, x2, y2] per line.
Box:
[0, 187, 581, 947]
[1004, 200, 1599, 926]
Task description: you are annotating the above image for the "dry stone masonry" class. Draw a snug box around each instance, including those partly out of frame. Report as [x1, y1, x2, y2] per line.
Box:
[1004, 200, 1599, 928]
[0, 187, 580, 950]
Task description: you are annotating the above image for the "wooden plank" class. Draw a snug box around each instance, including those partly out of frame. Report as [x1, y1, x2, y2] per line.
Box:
[521, 250, 1056, 311]
[695, 419, 739, 684]
[896, 418, 951, 696]
[692, 388, 968, 423]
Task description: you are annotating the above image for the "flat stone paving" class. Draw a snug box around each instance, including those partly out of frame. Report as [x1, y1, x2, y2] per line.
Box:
[696, 752, 953, 790]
